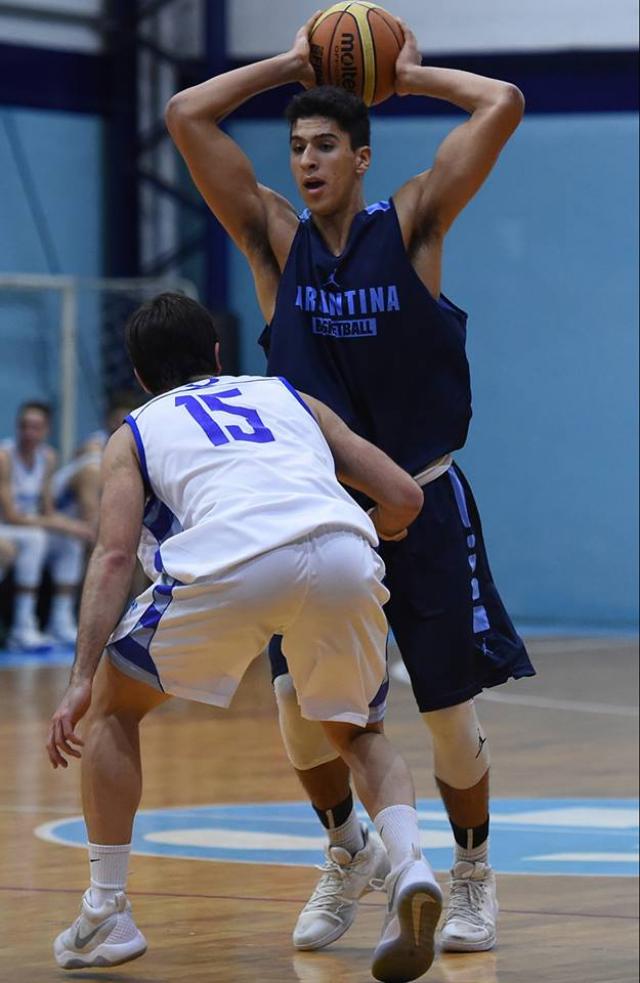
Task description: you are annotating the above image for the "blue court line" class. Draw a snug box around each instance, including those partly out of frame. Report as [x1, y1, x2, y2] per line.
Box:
[514, 623, 638, 638]
[36, 798, 639, 879]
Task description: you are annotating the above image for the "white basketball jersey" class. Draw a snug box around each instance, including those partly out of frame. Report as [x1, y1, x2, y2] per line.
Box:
[127, 375, 377, 583]
[0, 439, 49, 516]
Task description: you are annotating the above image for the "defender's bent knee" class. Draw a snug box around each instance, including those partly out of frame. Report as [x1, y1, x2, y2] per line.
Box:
[274, 673, 339, 771]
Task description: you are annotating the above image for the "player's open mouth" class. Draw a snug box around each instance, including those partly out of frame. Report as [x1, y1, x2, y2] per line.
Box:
[304, 179, 325, 192]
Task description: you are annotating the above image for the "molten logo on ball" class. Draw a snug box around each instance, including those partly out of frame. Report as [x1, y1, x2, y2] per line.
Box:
[337, 33, 357, 92]
[309, 2, 403, 106]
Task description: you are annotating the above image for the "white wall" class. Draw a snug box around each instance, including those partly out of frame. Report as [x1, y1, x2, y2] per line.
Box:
[0, 0, 104, 51]
[229, 0, 639, 57]
[3, 1, 637, 56]
[0, 0, 202, 54]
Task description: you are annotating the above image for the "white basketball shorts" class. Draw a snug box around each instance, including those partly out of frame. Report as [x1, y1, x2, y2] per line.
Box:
[107, 528, 390, 727]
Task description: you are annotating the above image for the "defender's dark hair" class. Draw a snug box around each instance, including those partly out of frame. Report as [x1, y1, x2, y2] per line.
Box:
[18, 400, 52, 420]
[125, 292, 219, 395]
[285, 86, 370, 150]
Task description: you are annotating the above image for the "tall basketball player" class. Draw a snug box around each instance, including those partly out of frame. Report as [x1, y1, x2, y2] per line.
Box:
[166, 14, 535, 953]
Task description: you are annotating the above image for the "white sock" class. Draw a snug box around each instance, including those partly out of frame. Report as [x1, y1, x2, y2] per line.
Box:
[328, 811, 365, 856]
[88, 842, 131, 907]
[374, 804, 422, 870]
[49, 592, 76, 630]
[13, 591, 37, 630]
[455, 838, 489, 866]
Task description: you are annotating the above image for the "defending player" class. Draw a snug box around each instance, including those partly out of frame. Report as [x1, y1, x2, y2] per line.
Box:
[166, 14, 535, 952]
[47, 292, 442, 982]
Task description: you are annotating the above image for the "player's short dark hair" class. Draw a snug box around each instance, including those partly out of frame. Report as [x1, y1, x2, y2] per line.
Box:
[18, 400, 52, 421]
[125, 292, 219, 395]
[285, 86, 371, 150]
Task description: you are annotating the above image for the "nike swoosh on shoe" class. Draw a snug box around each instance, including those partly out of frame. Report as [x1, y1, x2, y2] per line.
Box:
[74, 916, 114, 950]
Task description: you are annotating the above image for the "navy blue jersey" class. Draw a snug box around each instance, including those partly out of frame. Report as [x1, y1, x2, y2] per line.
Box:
[260, 199, 472, 475]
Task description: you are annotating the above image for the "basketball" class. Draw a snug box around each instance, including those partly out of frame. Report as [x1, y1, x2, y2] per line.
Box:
[309, 2, 404, 106]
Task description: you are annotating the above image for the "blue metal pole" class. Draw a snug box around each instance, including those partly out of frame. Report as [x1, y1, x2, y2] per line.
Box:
[105, 0, 140, 276]
[204, 0, 229, 312]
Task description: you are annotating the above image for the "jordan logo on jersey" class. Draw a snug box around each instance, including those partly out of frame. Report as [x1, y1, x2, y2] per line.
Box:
[295, 282, 400, 341]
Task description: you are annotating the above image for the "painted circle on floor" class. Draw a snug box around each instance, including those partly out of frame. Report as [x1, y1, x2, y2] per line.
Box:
[35, 798, 638, 877]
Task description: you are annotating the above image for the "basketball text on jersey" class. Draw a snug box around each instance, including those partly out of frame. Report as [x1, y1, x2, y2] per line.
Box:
[295, 282, 400, 338]
[264, 199, 472, 475]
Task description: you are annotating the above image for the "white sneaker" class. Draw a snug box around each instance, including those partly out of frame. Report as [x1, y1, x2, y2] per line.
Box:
[371, 850, 442, 983]
[293, 824, 390, 950]
[54, 890, 147, 969]
[439, 862, 498, 952]
[6, 625, 53, 652]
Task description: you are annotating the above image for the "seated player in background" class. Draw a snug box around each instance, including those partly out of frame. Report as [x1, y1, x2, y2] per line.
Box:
[45, 393, 143, 644]
[0, 401, 93, 649]
[47, 292, 440, 983]
[166, 13, 535, 954]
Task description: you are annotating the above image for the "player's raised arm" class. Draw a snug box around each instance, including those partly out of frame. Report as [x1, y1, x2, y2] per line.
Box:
[165, 14, 319, 264]
[302, 394, 423, 541]
[392, 20, 524, 242]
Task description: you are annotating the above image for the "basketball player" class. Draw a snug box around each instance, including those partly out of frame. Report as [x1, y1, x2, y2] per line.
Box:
[0, 402, 93, 649]
[166, 14, 535, 953]
[47, 292, 442, 982]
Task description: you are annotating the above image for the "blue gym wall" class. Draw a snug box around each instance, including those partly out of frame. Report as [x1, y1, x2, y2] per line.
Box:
[227, 112, 639, 629]
[0, 106, 104, 445]
[0, 25, 636, 631]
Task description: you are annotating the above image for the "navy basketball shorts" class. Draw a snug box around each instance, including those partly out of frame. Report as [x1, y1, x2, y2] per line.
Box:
[269, 462, 535, 714]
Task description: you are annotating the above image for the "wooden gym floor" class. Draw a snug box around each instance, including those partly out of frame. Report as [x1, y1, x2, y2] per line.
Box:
[0, 635, 638, 982]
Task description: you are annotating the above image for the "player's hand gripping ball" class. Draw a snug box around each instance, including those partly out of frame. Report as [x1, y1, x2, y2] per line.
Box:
[309, 2, 403, 106]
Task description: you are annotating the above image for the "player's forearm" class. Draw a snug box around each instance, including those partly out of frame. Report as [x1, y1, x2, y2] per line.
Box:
[69, 545, 136, 684]
[335, 440, 424, 534]
[397, 64, 524, 118]
[166, 52, 303, 127]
